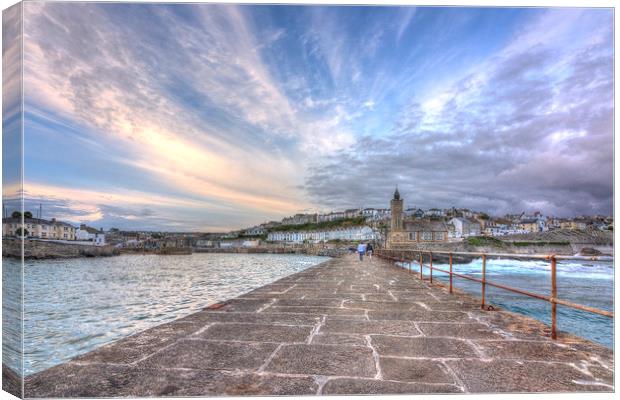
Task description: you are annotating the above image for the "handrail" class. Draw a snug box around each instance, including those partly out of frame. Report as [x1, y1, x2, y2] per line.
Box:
[376, 249, 613, 340]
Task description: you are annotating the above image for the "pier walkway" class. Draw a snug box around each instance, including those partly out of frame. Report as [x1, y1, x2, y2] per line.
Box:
[26, 255, 613, 396]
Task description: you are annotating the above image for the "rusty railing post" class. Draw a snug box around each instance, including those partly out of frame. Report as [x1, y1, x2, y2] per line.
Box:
[481, 254, 487, 310]
[419, 252, 423, 279]
[551, 255, 557, 340]
[449, 252, 453, 294]
[409, 252, 412, 273]
[429, 251, 433, 284]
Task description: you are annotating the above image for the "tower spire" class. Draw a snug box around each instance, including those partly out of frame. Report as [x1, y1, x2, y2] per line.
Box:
[393, 185, 400, 200]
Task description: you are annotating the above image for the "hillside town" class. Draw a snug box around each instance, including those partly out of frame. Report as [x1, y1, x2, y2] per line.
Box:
[2, 188, 613, 251]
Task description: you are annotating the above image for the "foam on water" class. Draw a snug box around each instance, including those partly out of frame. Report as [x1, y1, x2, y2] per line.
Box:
[419, 257, 613, 346]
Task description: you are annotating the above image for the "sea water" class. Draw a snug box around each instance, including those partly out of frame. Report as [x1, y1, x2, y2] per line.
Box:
[2, 253, 329, 376]
[422, 257, 613, 347]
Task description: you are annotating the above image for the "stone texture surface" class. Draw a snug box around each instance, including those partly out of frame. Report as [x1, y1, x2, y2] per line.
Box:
[265, 344, 376, 376]
[137, 339, 279, 371]
[322, 378, 463, 394]
[447, 359, 613, 393]
[379, 357, 454, 383]
[199, 323, 312, 343]
[22, 254, 614, 396]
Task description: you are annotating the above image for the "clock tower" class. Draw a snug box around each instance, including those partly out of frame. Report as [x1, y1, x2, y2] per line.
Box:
[390, 186, 403, 232]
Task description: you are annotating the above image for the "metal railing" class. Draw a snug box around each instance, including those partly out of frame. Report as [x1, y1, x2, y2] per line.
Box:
[376, 249, 613, 340]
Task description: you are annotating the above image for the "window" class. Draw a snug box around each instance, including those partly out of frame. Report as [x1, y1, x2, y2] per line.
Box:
[409, 232, 417, 241]
[422, 232, 432, 241]
[434, 232, 445, 241]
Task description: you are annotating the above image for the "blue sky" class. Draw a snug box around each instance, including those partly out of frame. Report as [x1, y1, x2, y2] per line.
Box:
[12, 4, 613, 231]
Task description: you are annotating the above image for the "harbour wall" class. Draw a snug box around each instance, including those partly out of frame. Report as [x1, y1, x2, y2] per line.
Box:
[388, 241, 613, 261]
[2, 239, 120, 259]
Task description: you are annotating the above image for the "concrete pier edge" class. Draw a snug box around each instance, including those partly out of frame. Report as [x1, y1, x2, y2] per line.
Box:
[8, 255, 614, 397]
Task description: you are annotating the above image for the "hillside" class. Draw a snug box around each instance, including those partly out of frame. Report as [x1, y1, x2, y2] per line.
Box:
[270, 216, 368, 232]
[498, 229, 613, 245]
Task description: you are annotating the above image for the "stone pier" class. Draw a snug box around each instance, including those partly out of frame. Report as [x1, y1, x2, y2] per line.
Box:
[24, 255, 613, 396]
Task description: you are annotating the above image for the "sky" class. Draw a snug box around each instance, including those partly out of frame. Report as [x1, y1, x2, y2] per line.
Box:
[5, 3, 614, 231]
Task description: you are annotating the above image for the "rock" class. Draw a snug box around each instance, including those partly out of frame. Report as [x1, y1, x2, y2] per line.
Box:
[580, 247, 602, 256]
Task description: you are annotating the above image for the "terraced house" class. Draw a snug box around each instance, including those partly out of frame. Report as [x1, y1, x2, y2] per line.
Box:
[267, 226, 376, 243]
[2, 217, 77, 240]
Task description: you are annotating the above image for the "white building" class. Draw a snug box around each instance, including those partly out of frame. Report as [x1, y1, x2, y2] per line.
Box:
[281, 213, 318, 225]
[317, 211, 346, 222]
[449, 217, 482, 238]
[426, 208, 446, 217]
[3, 217, 76, 240]
[268, 226, 377, 243]
[76, 224, 106, 246]
[243, 226, 266, 236]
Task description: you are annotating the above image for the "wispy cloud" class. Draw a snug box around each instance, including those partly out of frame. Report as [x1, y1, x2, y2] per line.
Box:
[305, 8, 613, 217]
[396, 7, 416, 42]
[15, 5, 613, 230]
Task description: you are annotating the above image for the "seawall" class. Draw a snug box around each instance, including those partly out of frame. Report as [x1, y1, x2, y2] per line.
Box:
[393, 241, 590, 256]
[193, 246, 348, 257]
[2, 239, 120, 259]
[16, 254, 613, 397]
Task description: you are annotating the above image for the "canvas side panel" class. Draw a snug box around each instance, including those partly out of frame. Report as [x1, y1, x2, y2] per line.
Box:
[2, 2, 24, 398]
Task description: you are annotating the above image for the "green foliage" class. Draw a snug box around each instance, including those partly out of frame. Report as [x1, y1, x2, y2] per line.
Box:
[241, 234, 268, 240]
[511, 241, 570, 247]
[23, 211, 33, 218]
[466, 236, 504, 247]
[271, 216, 367, 232]
[15, 227, 29, 237]
[478, 213, 489, 220]
[11, 211, 21, 219]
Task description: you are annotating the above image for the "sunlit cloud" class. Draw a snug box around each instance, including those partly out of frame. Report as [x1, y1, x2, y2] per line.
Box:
[12, 5, 612, 231]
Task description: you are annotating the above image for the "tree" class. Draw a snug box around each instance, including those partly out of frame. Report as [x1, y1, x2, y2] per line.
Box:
[11, 211, 21, 219]
[15, 228, 29, 237]
[24, 211, 33, 219]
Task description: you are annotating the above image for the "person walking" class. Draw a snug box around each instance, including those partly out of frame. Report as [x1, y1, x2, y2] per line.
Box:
[357, 242, 367, 262]
[366, 242, 374, 261]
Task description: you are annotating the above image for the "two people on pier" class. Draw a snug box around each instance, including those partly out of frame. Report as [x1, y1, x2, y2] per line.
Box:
[357, 242, 373, 261]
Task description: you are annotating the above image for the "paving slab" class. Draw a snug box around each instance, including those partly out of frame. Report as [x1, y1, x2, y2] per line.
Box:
[417, 322, 504, 339]
[379, 357, 455, 383]
[275, 298, 342, 307]
[27, 364, 318, 397]
[265, 344, 376, 377]
[448, 359, 613, 392]
[322, 318, 421, 336]
[371, 335, 479, 358]
[137, 339, 278, 371]
[182, 310, 320, 326]
[216, 298, 273, 312]
[264, 305, 365, 316]
[342, 300, 423, 311]
[73, 320, 204, 364]
[199, 323, 313, 343]
[310, 333, 368, 346]
[368, 309, 471, 322]
[477, 339, 590, 362]
[322, 378, 463, 394]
